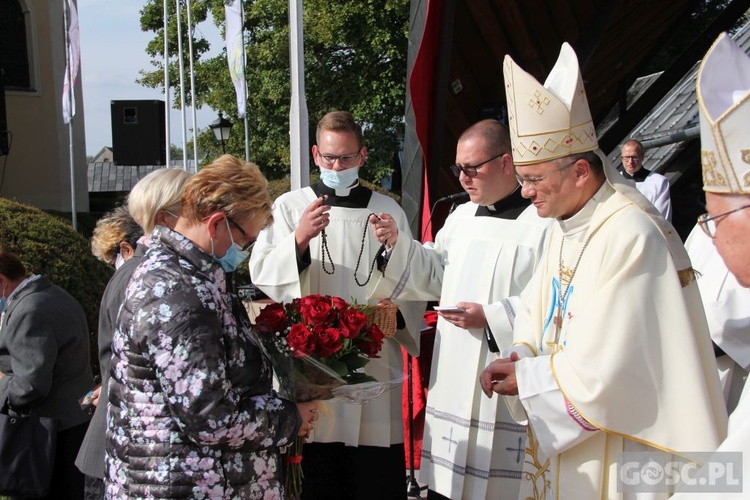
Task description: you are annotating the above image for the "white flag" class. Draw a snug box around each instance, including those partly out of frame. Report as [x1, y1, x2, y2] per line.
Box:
[225, 0, 246, 118]
[62, 0, 80, 124]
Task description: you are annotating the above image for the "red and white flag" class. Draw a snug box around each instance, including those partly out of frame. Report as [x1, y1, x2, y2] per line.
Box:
[62, 0, 80, 124]
[225, 0, 246, 118]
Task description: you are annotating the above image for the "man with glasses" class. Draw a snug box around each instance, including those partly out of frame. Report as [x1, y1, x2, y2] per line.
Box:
[671, 34, 750, 500]
[249, 111, 425, 500]
[479, 43, 725, 498]
[618, 139, 672, 221]
[368, 119, 550, 499]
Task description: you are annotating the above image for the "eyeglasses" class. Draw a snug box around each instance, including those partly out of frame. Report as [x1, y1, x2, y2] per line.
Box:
[317, 151, 362, 167]
[621, 156, 642, 162]
[515, 160, 576, 187]
[450, 152, 505, 178]
[697, 204, 750, 238]
[226, 216, 256, 251]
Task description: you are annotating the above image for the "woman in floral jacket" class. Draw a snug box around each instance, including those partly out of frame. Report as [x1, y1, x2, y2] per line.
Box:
[105, 155, 319, 499]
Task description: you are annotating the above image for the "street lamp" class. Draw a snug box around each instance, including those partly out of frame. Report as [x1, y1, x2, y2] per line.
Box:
[210, 112, 233, 154]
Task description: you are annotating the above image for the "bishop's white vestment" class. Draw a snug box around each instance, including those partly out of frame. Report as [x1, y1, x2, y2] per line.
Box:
[685, 224, 750, 414]
[370, 191, 551, 499]
[506, 183, 727, 500]
[248, 184, 425, 448]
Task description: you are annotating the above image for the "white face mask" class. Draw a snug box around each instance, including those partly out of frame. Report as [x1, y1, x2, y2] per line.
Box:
[114, 253, 126, 270]
[320, 167, 360, 190]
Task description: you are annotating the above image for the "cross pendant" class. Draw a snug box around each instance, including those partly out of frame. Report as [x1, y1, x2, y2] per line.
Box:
[553, 308, 563, 335]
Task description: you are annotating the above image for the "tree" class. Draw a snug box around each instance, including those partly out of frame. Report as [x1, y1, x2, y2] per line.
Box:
[138, 0, 410, 182]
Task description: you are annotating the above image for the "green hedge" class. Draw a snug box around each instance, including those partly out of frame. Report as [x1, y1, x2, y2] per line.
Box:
[0, 197, 112, 379]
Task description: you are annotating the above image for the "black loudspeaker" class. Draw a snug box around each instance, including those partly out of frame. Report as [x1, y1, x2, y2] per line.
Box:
[0, 73, 8, 156]
[111, 99, 166, 166]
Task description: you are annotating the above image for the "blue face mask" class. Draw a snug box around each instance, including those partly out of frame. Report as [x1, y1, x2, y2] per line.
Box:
[0, 286, 7, 314]
[212, 218, 250, 273]
[320, 167, 360, 190]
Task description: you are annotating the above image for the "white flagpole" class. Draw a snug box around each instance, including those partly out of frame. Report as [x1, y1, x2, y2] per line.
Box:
[241, 0, 249, 162]
[164, 0, 171, 167]
[288, 0, 309, 189]
[186, 0, 198, 171]
[175, 0, 188, 170]
[63, 0, 77, 231]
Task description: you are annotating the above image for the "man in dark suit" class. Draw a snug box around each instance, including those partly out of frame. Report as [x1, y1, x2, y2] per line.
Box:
[0, 249, 94, 500]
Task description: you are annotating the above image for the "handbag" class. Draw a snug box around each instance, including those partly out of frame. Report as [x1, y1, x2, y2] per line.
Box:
[0, 395, 58, 498]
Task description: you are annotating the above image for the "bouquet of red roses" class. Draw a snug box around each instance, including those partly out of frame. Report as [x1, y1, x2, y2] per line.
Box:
[251, 294, 394, 498]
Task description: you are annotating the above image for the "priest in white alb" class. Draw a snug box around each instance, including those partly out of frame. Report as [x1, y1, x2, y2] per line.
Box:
[368, 119, 551, 499]
[480, 43, 727, 499]
[249, 111, 425, 499]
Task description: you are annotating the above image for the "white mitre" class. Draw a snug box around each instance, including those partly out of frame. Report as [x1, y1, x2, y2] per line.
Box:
[697, 32, 750, 194]
[503, 42, 598, 165]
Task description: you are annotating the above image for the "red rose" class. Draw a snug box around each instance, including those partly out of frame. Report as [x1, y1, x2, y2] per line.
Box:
[355, 324, 385, 358]
[338, 309, 367, 339]
[254, 302, 288, 335]
[287, 323, 315, 357]
[299, 295, 335, 326]
[331, 296, 350, 311]
[314, 326, 343, 358]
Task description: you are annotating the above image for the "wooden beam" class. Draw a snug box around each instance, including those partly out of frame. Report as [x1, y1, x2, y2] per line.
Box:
[597, 0, 750, 153]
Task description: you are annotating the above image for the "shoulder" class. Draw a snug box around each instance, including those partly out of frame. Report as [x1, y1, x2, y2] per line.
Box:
[647, 171, 670, 186]
[275, 187, 315, 206]
[600, 199, 667, 250]
[369, 191, 403, 212]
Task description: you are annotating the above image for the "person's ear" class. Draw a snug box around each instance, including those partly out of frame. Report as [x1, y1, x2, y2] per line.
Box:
[501, 153, 514, 174]
[359, 146, 367, 165]
[312, 145, 320, 167]
[572, 159, 592, 187]
[119, 242, 135, 261]
[206, 212, 226, 239]
[154, 210, 170, 228]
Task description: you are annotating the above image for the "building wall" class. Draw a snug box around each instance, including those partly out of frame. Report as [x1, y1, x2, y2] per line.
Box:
[2, 0, 89, 212]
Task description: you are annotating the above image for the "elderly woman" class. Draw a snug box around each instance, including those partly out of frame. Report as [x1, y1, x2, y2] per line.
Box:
[0, 249, 95, 499]
[77, 168, 191, 497]
[90, 205, 143, 269]
[105, 156, 318, 498]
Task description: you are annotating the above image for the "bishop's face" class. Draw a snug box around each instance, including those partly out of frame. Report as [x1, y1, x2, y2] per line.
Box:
[516, 160, 581, 219]
[706, 192, 750, 287]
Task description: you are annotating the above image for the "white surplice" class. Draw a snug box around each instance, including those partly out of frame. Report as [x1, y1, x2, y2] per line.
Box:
[685, 224, 750, 414]
[369, 200, 551, 499]
[506, 183, 727, 500]
[248, 185, 425, 447]
[634, 171, 672, 221]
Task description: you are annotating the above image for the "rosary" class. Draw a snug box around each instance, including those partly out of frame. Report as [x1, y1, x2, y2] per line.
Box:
[320, 212, 381, 287]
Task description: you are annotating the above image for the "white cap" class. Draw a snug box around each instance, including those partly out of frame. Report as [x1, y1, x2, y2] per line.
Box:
[503, 42, 598, 165]
[697, 33, 750, 194]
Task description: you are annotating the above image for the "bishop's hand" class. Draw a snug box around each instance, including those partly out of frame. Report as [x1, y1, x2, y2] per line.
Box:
[369, 213, 398, 247]
[296, 196, 331, 253]
[480, 351, 520, 397]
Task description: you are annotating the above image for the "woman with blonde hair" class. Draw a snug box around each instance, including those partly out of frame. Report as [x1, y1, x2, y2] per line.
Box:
[76, 168, 190, 498]
[90, 205, 143, 268]
[105, 156, 319, 498]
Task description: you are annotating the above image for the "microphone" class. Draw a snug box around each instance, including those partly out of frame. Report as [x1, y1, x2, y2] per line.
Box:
[435, 192, 469, 203]
[421, 192, 470, 242]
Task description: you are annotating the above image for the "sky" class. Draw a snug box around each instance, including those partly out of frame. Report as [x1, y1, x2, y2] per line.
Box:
[77, 1, 223, 156]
